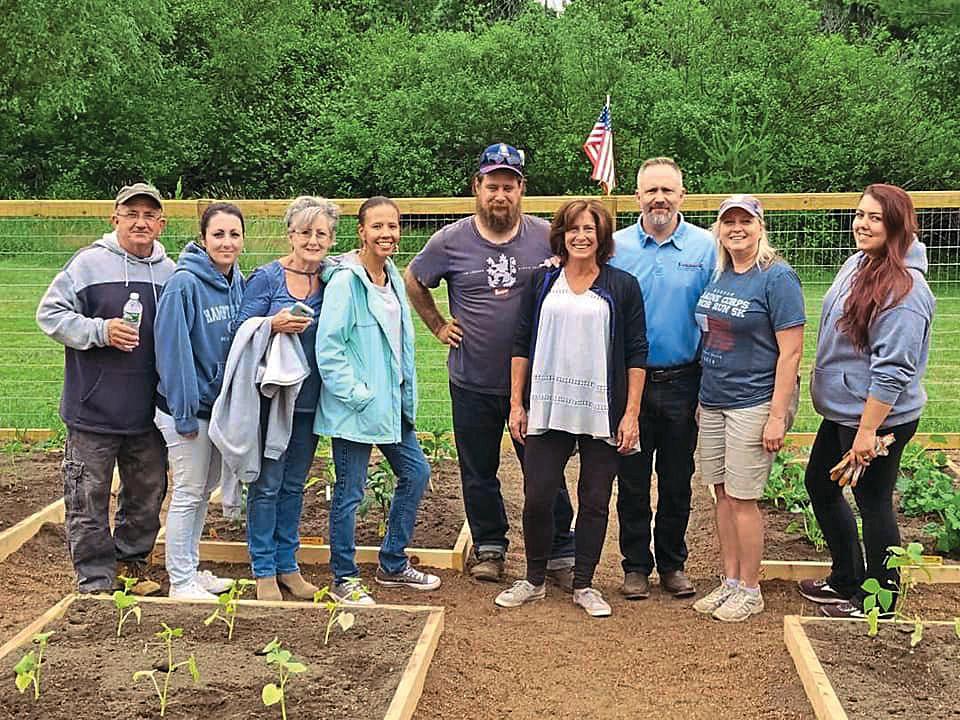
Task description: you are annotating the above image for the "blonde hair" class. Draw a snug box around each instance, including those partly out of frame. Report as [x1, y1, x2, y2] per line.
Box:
[711, 217, 778, 277]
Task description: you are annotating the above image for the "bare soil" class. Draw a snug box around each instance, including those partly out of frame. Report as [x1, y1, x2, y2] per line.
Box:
[804, 621, 960, 719]
[2, 453, 960, 719]
[203, 458, 464, 548]
[0, 598, 425, 720]
[0, 450, 62, 531]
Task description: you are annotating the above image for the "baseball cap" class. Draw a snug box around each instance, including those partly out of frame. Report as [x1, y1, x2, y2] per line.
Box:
[717, 194, 763, 221]
[477, 143, 525, 177]
[115, 182, 163, 209]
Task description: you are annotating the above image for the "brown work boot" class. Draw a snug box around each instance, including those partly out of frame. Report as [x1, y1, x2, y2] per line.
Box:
[620, 572, 651, 600]
[546, 566, 574, 593]
[256, 576, 283, 601]
[278, 572, 320, 600]
[469, 552, 505, 582]
[659, 570, 696, 598]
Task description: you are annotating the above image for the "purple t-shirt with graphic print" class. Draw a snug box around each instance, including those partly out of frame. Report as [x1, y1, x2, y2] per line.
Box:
[408, 214, 551, 396]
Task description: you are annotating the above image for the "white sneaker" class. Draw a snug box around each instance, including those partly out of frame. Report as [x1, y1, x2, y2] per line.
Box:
[693, 581, 739, 615]
[196, 570, 234, 595]
[712, 587, 765, 622]
[494, 580, 546, 608]
[572, 587, 612, 617]
[169, 578, 217, 601]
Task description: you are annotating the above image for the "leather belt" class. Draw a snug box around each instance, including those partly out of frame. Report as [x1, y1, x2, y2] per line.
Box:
[647, 362, 701, 383]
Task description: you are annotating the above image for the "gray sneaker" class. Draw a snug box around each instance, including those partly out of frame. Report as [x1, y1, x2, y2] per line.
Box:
[712, 587, 764, 622]
[572, 587, 612, 617]
[692, 581, 739, 615]
[375, 564, 441, 591]
[495, 580, 546, 608]
[331, 578, 375, 606]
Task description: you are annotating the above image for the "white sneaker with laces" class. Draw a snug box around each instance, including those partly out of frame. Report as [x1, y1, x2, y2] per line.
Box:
[196, 570, 234, 595]
[572, 587, 612, 617]
[495, 580, 546, 608]
[712, 587, 764, 622]
[693, 581, 739, 615]
[332, 578, 376, 606]
[169, 578, 217, 601]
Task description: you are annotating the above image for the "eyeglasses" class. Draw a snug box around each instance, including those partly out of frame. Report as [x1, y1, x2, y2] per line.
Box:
[478, 143, 525, 170]
[291, 228, 331, 242]
[116, 211, 163, 224]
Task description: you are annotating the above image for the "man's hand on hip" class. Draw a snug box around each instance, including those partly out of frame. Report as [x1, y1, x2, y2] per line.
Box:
[435, 317, 463, 348]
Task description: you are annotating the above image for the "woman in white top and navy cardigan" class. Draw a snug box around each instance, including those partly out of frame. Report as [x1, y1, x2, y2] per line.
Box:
[497, 199, 648, 618]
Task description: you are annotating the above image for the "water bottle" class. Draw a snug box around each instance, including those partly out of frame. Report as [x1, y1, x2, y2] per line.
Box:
[122, 292, 143, 329]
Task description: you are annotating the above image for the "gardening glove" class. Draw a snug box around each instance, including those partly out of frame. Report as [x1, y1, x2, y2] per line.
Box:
[829, 433, 895, 487]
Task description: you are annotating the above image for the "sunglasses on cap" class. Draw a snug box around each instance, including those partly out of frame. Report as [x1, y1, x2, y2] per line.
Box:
[478, 143, 525, 173]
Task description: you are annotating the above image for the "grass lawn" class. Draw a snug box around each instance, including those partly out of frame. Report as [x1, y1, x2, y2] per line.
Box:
[1, 216, 958, 433]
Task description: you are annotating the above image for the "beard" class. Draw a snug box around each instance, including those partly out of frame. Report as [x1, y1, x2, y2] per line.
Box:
[476, 197, 521, 234]
[644, 206, 676, 228]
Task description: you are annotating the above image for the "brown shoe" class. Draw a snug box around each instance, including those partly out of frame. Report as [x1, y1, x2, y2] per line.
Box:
[469, 553, 504, 582]
[659, 570, 696, 598]
[546, 566, 574, 593]
[256, 576, 283, 601]
[278, 572, 320, 600]
[620, 572, 651, 600]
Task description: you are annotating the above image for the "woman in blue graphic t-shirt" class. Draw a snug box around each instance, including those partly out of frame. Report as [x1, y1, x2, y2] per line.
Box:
[691, 194, 805, 623]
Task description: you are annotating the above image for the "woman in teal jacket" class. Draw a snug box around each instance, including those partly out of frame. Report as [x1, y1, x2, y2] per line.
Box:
[315, 196, 440, 604]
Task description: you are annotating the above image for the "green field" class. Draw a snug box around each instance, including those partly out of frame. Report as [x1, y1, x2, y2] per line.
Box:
[1, 215, 958, 433]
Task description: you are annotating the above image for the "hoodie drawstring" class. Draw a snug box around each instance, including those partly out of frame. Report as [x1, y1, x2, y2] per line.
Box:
[121, 246, 160, 305]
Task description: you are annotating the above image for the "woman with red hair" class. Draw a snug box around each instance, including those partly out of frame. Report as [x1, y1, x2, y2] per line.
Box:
[798, 184, 935, 617]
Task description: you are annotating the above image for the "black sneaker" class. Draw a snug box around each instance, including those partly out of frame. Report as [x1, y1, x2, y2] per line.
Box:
[798, 578, 847, 605]
[820, 602, 895, 620]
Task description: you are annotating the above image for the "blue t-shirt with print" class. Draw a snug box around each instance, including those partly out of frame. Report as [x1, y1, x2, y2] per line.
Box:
[696, 261, 805, 409]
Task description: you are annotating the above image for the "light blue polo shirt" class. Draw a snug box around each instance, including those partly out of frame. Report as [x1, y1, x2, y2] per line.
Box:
[610, 215, 716, 368]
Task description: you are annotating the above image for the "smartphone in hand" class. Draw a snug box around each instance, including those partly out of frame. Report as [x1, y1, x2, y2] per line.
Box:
[289, 301, 316, 318]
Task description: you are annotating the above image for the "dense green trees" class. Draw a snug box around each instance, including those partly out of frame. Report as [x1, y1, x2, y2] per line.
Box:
[1, 0, 957, 198]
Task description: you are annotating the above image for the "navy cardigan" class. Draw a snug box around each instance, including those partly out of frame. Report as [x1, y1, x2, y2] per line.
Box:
[512, 264, 648, 436]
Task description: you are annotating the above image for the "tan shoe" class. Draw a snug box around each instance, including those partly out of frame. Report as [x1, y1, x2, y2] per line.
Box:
[256, 576, 282, 601]
[278, 572, 320, 600]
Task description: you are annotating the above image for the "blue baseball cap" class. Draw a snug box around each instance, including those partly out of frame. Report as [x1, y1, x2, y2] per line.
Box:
[718, 194, 764, 221]
[477, 143, 525, 177]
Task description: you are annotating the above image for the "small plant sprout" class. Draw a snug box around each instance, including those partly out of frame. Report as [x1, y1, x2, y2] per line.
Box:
[133, 623, 200, 717]
[313, 586, 358, 646]
[885, 542, 931, 618]
[861, 542, 934, 643]
[13, 631, 54, 700]
[203, 578, 255, 640]
[261, 638, 307, 720]
[359, 460, 396, 537]
[113, 575, 142, 638]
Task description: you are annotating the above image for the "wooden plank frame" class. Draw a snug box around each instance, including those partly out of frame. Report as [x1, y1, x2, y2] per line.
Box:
[0, 594, 443, 720]
[0, 497, 65, 563]
[150, 516, 473, 572]
[784, 615, 960, 720]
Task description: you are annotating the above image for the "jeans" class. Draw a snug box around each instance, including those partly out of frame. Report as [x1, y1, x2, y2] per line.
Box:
[523, 432, 619, 589]
[617, 368, 700, 576]
[63, 425, 167, 593]
[155, 410, 221, 589]
[450, 382, 575, 565]
[805, 418, 918, 602]
[247, 411, 319, 578]
[329, 421, 430, 583]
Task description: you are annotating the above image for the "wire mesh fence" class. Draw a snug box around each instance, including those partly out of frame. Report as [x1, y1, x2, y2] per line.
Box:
[1, 194, 958, 434]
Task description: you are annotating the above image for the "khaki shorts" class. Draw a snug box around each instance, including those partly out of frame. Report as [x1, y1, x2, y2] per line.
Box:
[698, 389, 799, 500]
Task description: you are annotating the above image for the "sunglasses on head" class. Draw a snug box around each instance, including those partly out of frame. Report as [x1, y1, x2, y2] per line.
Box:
[478, 144, 524, 169]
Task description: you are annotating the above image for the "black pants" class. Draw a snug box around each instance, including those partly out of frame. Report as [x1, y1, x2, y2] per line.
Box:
[805, 418, 919, 602]
[523, 431, 619, 589]
[449, 382, 575, 562]
[617, 369, 700, 576]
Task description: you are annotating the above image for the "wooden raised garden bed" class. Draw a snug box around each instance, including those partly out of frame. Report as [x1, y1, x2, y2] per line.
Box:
[0, 594, 444, 720]
[784, 615, 960, 720]
[151, 457, 473, 572]
[0, 450, 65, 563]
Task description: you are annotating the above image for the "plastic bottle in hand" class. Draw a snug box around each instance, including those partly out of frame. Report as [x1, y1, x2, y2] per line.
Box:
[122, 292, 143, 329]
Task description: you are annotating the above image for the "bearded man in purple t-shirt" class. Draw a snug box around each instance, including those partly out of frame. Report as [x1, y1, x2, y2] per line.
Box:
[404, 143, 576, 586]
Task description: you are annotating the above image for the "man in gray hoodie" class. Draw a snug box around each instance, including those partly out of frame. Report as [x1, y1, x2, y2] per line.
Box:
[36, 183, 176, 593]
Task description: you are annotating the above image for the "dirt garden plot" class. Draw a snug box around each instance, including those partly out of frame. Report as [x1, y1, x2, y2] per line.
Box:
[785, 616, 960, 719]
[0, 449, 65, 562]
[0, 594, 443, 720]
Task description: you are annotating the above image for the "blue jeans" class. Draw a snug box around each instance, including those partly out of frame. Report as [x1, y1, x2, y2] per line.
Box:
[246, 412, 319, 578]
[329, 421, 430, 583]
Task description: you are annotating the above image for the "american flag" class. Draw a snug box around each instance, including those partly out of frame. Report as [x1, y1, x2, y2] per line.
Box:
[583, 98, 616, 195]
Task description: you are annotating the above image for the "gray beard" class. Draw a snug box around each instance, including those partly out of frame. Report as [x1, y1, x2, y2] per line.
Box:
[476, 199, 521, 234]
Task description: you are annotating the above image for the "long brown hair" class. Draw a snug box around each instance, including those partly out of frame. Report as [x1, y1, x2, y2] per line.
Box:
[837, 184, 916, 352]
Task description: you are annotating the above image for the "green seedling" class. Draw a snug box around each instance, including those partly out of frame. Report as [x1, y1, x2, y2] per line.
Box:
[420, 427, 456, 491]
[313, 586, 358, 646]
[261, 638, 307, 720]
[786, 502, 826, 552]
[113, 575, 142, 637]
[865, 606, 881, 637]
[13, 631, 54, 700]
[304, 461, 336, 501]
[359, 459, 396, 538]
[861, 542, 934, 643]
[885, 542, 931, 619]
[203, 579, 256, 640]
[133, 623, 200, 717]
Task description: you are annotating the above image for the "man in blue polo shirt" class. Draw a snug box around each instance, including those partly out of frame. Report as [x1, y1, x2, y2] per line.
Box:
[610, 157, 716, 600]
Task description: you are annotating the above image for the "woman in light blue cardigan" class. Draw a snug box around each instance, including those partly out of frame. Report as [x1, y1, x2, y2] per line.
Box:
[314, 196, 440, 604]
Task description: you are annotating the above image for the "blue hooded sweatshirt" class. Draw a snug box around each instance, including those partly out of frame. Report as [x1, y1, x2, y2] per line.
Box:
[155, 241, 245, 434]
[810, 240, 935, 429]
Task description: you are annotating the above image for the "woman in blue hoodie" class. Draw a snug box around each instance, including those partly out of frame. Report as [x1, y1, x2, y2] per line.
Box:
[315, 196, 440, 605]
[798, 184, 935, 617]
[155, 202, 245, 600]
